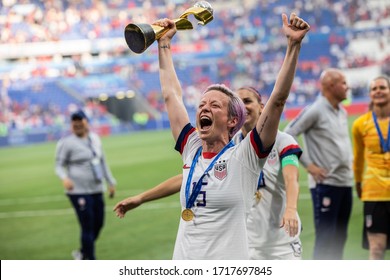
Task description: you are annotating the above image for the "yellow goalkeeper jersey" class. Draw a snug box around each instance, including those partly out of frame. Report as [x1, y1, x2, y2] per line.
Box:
[352, 112, 390, 201]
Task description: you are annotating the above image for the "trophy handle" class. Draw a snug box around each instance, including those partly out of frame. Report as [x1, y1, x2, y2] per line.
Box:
[154, 19, 194, 39]
[179, 6, 214, 26]
[174, 18, 194, 30]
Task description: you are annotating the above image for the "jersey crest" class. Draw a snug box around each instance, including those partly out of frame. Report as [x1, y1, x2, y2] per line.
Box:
[214, 160, 227, 180]
[267, 149, 278, 166]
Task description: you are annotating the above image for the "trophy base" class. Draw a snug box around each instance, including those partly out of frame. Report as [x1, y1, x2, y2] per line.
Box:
[124, 23, 156, 54]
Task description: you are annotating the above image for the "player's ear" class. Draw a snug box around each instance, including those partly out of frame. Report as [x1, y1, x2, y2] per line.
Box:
[227, 117, 238, 129]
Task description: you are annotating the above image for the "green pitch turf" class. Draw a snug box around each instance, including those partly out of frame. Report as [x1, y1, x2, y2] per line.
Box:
[0, 119, 388, 260]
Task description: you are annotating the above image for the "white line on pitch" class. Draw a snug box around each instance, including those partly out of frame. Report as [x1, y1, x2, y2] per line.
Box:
[0, 202, 180, 219]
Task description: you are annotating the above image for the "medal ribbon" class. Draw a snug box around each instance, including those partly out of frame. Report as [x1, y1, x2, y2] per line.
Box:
[257, 170, 265, 190]
[372, 111, 390, 153]
[185, 141, 234, 209]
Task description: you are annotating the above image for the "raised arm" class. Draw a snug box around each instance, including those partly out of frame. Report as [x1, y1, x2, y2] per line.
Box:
[156, 19, 191, 141]
[113, 174, 182, 218]
[256, 13, 310, 149]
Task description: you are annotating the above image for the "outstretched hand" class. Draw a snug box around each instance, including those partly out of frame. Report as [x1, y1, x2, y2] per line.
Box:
[282, 13, 310, 43]
[280, 207, 299, 237]
[113, 195, 143, 218]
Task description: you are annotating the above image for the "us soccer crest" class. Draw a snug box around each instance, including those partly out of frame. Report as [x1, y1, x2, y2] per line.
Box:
[214, 160, 227, 180]
[267, 149, 278, 166]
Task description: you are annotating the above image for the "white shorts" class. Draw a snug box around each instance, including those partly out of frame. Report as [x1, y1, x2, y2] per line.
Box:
[249, 241, 302, 260]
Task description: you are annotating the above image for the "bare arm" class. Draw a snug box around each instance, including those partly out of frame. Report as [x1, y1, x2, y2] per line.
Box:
[156, 19, 191, 141]
[257, 13, 310, 149]
[113, 174, 182, 218]
[280, 164, 300, 237]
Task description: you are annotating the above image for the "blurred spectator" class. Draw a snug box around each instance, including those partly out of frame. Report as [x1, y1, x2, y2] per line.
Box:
[1, 0, 389, 135]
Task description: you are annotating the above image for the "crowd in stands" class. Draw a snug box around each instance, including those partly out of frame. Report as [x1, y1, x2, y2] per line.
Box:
[0, 86, 118, 137]
[0, 0, 389, 137]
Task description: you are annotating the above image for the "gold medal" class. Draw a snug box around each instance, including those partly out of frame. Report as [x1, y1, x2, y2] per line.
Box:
[181, 209, 194, 221]
[255, 190, 262, 202]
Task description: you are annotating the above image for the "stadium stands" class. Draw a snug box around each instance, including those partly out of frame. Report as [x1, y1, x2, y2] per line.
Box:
[0, 0, 389, 146]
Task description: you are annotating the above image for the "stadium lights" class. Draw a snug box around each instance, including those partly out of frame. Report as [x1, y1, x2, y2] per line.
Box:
[116, 91, 125, 99]
[99, 93, 108, 101]
[126, 90, 136, 98]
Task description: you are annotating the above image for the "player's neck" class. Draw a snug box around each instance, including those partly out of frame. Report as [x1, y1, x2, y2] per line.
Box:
[202, 139, 230, 153]
[373, 103, 390, 119]
[241, 125, 251, 139]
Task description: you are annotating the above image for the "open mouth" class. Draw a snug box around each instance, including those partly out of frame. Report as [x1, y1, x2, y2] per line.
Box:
[200, 116, 212, 130]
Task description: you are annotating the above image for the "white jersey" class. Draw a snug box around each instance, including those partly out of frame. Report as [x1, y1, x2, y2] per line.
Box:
[173, 124, 269, 260]
[233, 131, 303, 259]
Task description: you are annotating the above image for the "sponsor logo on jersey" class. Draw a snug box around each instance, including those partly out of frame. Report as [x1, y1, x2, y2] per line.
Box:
[214, 160, 227, 180]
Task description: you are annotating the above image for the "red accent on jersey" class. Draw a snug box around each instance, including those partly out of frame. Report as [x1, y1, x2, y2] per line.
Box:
[202, 152, 217, 159]
[250, 131, 269, 158]
[280, 144, 300, 156]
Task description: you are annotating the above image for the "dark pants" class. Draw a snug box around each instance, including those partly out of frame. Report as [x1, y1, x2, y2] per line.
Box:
[68, 193, 105, 260]
[310, 184, 352, 260]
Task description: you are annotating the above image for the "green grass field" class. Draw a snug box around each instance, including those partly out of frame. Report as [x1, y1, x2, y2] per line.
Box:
[0, 118, 388, 260]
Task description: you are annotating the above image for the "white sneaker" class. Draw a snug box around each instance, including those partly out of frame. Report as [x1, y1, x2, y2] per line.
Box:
[71, 250, 83, 260]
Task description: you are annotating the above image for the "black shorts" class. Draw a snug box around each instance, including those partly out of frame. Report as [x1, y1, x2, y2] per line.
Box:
[362, 201, 390, 249]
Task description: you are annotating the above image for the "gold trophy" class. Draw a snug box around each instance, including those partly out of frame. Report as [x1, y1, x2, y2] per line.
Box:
[124, 1, 214, 54]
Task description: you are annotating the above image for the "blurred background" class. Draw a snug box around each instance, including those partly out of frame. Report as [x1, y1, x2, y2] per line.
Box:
[0, 0, 389, 260]
[1, 0, 389, 145]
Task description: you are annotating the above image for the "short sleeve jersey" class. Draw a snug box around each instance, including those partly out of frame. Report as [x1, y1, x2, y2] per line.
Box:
[243, 131, 303, 248]
[173, 124, 270, 260]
